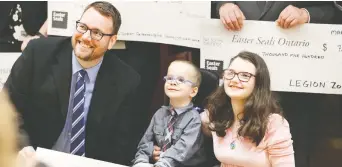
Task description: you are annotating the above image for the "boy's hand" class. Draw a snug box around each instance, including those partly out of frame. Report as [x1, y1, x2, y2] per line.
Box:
[152, 146, 161, 162]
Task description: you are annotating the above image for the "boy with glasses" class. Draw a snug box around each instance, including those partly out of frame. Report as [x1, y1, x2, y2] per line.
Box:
[132, 60, 206, 167]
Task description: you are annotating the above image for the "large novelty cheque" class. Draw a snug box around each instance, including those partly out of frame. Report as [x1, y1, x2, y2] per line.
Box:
[200, 20, 342, 95]
[47, 1, 210, 48]
[36, 147, 128, 167]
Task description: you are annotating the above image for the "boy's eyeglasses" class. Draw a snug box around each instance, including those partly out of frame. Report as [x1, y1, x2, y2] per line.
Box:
[163, 75, 196, 87]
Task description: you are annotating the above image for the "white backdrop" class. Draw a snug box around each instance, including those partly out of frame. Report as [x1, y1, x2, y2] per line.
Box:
[1, 2, 341, 95]
[47, 1, 211, 48]
[200, 20, 342, 95]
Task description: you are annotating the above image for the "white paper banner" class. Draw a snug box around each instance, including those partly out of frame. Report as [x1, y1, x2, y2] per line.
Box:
[0, 53, 21, 90]
[48, 1, 210, 48]
[36, 147, 128, 167]
[200, 20, 342, 95]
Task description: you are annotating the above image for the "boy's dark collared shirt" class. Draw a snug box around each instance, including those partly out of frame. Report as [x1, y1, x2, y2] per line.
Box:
[133, 102, 206, 167]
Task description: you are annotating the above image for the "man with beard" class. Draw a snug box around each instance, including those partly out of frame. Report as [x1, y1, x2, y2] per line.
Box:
[4, 1, 144, 166]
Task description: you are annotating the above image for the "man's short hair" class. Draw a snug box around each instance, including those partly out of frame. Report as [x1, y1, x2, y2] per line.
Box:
[84, 1, 122, 35]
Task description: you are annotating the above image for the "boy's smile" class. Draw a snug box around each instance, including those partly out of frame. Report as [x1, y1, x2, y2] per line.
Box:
[164, 61, 199, 107]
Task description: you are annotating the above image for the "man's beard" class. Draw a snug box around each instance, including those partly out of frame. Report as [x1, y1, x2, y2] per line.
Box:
[76, 53, 93, 61]
[76, 51, 104, 62]
[78, 54, 92, 61]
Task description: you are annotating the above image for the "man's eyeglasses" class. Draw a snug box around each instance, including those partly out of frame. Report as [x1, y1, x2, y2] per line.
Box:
[163, 75, 196, 87]
[223, 70, 255, 82]
[76, 21, 115, 41]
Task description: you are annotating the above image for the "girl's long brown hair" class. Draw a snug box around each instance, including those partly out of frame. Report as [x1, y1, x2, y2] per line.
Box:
[206, 51, 283, 145]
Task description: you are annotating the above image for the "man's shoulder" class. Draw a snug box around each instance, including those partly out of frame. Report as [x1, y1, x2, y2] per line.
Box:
[21, 36, 71, 66]
[26, 36, 71, 58]
[30, 36, 70, 48]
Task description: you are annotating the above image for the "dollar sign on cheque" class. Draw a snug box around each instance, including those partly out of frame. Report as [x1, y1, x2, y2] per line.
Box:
[322, 43, 327, 52]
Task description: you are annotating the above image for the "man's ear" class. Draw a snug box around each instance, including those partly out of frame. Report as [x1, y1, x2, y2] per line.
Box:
[107, 35, 117, 50]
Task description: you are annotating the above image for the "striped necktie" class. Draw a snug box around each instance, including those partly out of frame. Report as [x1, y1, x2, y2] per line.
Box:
[70, 70, 87, 156]
[162, 108, 177, 151]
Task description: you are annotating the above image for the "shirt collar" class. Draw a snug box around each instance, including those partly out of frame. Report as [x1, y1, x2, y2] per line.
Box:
[162, 102, 194, 116]
[72, 51, 103, 83]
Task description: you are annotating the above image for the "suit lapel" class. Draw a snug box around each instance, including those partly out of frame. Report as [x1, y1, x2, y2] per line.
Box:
[87, 53, 119, 125]
[256, 1, 266, 11]
[258, 1, 275, 20]
[51, 41, 73, 119]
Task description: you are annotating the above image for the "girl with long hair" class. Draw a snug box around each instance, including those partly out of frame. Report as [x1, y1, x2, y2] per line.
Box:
[201, 51, 295, 167]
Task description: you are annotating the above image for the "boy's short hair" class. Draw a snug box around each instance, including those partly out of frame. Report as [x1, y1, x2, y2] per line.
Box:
[171, 60, 202, 87]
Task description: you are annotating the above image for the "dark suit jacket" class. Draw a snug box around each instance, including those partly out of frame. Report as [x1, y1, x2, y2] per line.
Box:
[4, 37, 144, 165]
[334, 1, 342, 24]
[0, 1, 47, 36]
[214, 1, 335, 24]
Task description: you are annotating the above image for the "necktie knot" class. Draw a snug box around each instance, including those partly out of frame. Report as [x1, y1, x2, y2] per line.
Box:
[171, 111, 176, 116]
[78, 70, 87, 78]
[169, 107, 177, 117]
